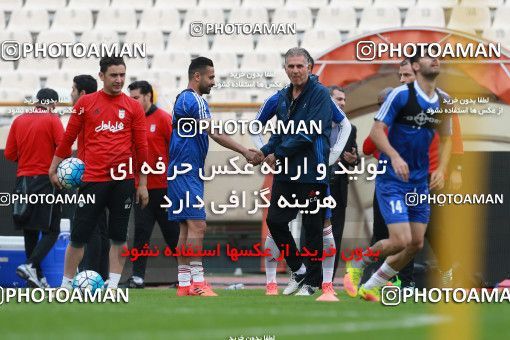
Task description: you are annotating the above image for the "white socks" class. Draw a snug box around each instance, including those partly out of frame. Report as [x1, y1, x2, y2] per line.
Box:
[61, 276, 73, 289]
[364, 261, 398, 290]
[264, 234, 280, 284]
[322, 225, 336, 283]
[178, 265, 191, 287]
[190, 261, 204, 283]
[108, 273, 121, 289]
[295, 263, 306, 275]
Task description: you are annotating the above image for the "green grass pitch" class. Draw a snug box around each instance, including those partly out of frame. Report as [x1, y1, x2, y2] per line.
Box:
[0, 289, 508, 340]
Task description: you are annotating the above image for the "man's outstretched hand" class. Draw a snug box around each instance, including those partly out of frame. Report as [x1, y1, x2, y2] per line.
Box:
[246, 148, 265, 165]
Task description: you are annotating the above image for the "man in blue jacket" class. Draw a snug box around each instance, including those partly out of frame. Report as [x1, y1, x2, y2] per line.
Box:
[251, 47, 332, 295]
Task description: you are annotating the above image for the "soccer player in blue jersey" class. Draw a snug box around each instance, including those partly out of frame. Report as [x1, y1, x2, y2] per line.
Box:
[343, 46, 452, 301]
[169, 57, 260, 297]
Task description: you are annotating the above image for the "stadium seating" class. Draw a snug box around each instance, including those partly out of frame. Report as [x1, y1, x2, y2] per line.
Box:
[1, 72, 41, 91]
[241, 53, 284, 72]
[403, 7, 446, 27]
[110, 0, 154, 10]
[67, 0, 109, 10]
[483, 28, 510, 49]
[492, 6, 510, 29]
[373, 0, 416, 9]
[24, 0, 66, 11]
[61, 57, 101, 73]
[182, 8, 225, 28]
[94, 9, 137, 32]
[198, 0, 241, 9]
[272, 7, 313, 31]
[138, 8, 181, 32]
[0, 60, 15, 72]
[202, 52, 238, 76]
[228, 7, 269, 25]
[0, 30, 32, 44]
[80, 30, 120, 45]
[154, 0, 198, 10]
[7, 9, 49, 32]
[167, 29, 209, 54]
[358, 7, 402, 32]
[416, 0, 457, 8]
[51, 9, 94, 32]
[0, 0, 22, 11]
[447, 7, 492, 32]
[211, 33, 255, 54]
[0, 89, 26, 102]
[17, 57, 60, 74]
[45, 71, 81, 90]
[151, 52, 192, 73]
[256, 34, 299, 54]
[461, 0, 504, 7]
[301, 29, 342, 56]
[124, 30, 166, 55]
[315, 7, 357, 31]
[242, 0, 284, 9]
[329, 0, 373, 9]
[286, 0, 329, 9]
[37, 31, 75, 44]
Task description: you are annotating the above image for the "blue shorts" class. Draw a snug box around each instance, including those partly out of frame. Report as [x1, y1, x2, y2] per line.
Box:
[167, 175, 206, 222]
[375, 179, 430, 225]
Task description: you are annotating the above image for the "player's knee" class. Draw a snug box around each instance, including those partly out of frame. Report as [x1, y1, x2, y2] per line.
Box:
[389, 235, 410, 253]
[408, 238, 424, 253]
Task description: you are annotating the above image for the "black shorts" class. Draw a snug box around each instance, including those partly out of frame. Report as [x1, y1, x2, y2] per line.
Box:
[71, 179, 134, 244]
[13, 175, 62, 232]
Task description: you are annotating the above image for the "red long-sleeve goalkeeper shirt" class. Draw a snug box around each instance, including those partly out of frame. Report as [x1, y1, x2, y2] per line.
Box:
[55, 90, 148, 182]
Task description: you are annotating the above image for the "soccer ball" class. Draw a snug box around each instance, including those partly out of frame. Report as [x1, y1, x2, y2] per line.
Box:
[72, 270, 105, 292]
[57, 157, 85, 190]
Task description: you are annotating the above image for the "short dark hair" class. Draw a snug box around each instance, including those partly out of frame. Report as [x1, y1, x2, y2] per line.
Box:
[400, 58, 411, 66]
[329, 85, 345, 95]
[409, 44, 439, 64]
[36, 88, 59, 104]
[99, 56, 125, 73]
[128, 80, 154, 103]
[188, 57, 214, 80]
[73, 75, 97, 95]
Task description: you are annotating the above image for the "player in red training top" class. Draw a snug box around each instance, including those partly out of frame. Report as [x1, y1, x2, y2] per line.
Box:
[5, 88, 65, 289]
[49, 57, 149, 290]
[124, 80, 179, 288]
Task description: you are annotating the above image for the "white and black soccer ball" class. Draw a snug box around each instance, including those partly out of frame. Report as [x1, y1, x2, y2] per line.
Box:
[57, 157, 85, 190]
[72, 270, 105, 292]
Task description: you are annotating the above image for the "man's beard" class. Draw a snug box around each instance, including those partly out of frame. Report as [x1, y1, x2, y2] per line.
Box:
[200, 84, 211, 94]
[422, 67, 440, 81]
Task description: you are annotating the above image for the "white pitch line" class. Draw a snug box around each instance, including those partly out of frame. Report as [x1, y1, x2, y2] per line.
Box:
[158, 314, 451, 339]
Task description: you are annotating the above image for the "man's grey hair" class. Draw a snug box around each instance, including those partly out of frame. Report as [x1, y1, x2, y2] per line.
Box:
[284, 47, 312, 66]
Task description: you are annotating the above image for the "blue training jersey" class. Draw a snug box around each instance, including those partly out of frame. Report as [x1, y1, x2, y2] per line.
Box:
[255, 91, 346, 125]
[375, 80, 451, 184]
[169, 89, 211, 176]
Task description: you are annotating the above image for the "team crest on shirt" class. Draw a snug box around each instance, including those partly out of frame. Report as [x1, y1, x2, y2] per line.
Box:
[118, 109, 125, 119]
[150, 124, 156, 132]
